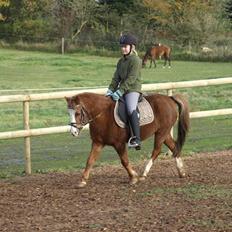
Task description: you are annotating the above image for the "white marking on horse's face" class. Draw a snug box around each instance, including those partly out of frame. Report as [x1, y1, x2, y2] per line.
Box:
[68, 109, 79, 136]
[176, 157, 184, 169]
[70, 125, 79, 137]
[68, 109, 76, 123]
[142, 159, 153, 177]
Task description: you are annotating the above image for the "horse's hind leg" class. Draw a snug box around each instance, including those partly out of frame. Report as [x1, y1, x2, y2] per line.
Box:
[168, 57, 171, 68]
[140, 133, 164, 180]
[164, 134, 186, 178]
[153, 58, 157, 68]
[149, 59, 152, 68]
[78, 142, 103, 187]
[115, 144, 139, 185]
[163, 57, 167, 68]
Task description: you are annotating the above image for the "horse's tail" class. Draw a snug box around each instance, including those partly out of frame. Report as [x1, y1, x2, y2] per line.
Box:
[171, 94, 190, 157]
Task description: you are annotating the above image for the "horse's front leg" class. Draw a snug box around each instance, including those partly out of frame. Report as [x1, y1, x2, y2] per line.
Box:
[78, 142, 103, 188]
[163, 58, 167, 68]
[115, 144, 139, 185]
[153, 58, 157, 68]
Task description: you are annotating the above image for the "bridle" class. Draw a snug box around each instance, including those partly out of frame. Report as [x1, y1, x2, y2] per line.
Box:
[68, 103, 103, 135]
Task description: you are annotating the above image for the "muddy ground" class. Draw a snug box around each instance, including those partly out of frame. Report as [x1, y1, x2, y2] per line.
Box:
[0, 150, 232, 232]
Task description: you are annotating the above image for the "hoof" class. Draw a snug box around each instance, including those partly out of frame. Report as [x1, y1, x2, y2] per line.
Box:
[139, 176, 146, 181]
[77, 181, 87, 188]
[180, 173, 186, 178]
[178, 170, 186, 178]
[129, 177, 139, 185]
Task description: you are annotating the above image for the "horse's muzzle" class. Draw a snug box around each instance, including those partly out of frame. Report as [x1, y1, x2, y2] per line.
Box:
[69, 123, 82, 137]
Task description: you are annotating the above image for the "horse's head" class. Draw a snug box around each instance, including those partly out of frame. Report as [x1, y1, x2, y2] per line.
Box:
[65, 95, 90, 137]
[65, 93, 111, 136]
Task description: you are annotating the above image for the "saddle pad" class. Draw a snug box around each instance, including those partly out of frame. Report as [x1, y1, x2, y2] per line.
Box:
[114, 97, 154, 128]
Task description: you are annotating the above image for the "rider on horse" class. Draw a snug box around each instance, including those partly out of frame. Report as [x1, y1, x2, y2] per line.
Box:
[106, 34, 142, 150]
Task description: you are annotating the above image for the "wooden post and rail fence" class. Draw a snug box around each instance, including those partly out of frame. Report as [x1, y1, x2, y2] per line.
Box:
[0, 77, 232, 174]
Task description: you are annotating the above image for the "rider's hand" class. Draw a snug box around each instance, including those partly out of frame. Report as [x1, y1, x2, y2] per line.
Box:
[112, 89, 122, 101]
[105, 89, 113, 97]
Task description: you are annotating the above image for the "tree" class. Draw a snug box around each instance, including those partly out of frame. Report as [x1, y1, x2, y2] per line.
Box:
[224, 0, 232, 20]
[139, 0, 221, 47]
[0, 0, 52, 41]
[222, 0, 232, 29]
[51, 0, 97, 40]
[96, 0, 136, 34]
[0, 0, 10, 21]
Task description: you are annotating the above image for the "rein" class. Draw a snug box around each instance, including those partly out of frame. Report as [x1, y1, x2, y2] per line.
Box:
[69, 104, 103, 129]
[80, 104, 103, 124]
[88, 111, 103, 123]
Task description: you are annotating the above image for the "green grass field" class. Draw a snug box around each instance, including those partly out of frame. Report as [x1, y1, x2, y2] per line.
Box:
[1, 48, 232, 90]
[0, 48, 231, 178]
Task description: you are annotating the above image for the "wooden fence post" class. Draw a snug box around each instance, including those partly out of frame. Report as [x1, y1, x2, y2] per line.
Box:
[61, 37, 65, 55]
[23, 101, 31, 174]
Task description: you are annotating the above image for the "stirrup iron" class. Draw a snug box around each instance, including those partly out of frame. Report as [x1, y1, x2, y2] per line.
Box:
[128, 136, 141, 150]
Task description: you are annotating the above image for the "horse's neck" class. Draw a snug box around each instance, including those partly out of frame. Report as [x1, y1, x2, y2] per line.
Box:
[147, 49, 152, 56]
[83, 94, 111, 116]
[143, 52, 149, 63]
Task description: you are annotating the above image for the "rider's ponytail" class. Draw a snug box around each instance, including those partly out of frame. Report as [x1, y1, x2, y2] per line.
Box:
[131, 45, 138, 56]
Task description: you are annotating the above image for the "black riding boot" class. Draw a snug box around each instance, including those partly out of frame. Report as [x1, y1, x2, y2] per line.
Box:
[128, 110, 141, 150]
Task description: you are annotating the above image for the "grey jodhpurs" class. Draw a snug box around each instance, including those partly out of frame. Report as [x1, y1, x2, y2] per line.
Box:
[124, 92, 140, 115]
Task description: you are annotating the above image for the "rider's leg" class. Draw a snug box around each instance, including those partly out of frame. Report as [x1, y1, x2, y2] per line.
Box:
[124, 92, 141, 149]
[129, 110, 141, 146]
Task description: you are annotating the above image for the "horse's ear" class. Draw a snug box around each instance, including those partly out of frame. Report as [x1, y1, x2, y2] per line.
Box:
[64, 96, 70, 102]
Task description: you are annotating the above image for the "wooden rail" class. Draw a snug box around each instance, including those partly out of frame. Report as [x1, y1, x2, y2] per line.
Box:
[0, 77, 232, 174]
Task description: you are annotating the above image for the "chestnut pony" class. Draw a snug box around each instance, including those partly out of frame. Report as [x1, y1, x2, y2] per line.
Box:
[142, 44, 171, 68]
[65, 92, 189, 187]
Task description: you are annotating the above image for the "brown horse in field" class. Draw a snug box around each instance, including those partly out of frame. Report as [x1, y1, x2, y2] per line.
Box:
[65, 92, 189, 187]
[142, 44, 171, 68]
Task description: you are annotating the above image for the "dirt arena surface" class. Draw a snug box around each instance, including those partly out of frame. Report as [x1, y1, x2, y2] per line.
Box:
[0, 150, 232, 232]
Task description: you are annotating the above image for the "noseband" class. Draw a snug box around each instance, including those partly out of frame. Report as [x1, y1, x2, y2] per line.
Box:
[68, 104, 103, 132]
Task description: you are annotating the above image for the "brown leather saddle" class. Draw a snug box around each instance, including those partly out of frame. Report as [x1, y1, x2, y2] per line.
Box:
[114, 96, 154, 128]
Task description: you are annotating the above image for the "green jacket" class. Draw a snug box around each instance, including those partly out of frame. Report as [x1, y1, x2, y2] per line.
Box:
[108, 53, 142, 94]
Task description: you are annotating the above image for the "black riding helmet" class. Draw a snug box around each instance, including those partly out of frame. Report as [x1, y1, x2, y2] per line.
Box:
[119, 34, 137, 46]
